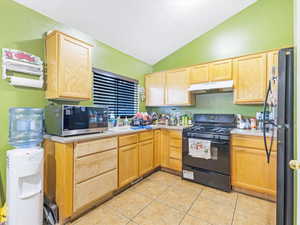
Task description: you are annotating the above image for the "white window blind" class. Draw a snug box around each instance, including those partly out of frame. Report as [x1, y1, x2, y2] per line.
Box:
[93, 68, 138, 117]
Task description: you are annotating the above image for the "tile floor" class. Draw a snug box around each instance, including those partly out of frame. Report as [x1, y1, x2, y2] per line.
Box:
[73, 171, 276, 225]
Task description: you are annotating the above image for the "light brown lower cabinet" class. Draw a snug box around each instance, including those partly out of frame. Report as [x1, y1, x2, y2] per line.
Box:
[118, 131, 154, 188]
[161, 129, 182, 172]
[154, 130, 162, 168]
[44, 137, 118, 224]
[231, 135, 277, 199]
[73, 139, 118, 212]
[139, 140, 154, 176]
[44, 129, 182, 224]
[118, 143, 139, 187]
[74, 149, 117, 183]
[73, 170, 117, 212]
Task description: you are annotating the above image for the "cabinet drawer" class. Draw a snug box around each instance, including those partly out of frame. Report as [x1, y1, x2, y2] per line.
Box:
[74, 149, 117, 183]
[168, 158, 182, 172]
[119, 134, 138, 147]
[74, 169, 117, 212]
[169, 146, 181, 160]
[231, 135, 277, 151]
[168, 130, 182, 139]
[139, 130, 153, 142]
[75, 137, 117, 157]
[169, 138, 182, 148]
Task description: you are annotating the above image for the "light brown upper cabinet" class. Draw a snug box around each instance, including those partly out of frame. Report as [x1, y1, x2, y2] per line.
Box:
[165, 68, 193, 106]
[145, 72, 165, 106]
[46, 30, 93, 100]
[209, 59, 232, 82]
[233, 53, 267, 104]
[189, 64, 209, 84]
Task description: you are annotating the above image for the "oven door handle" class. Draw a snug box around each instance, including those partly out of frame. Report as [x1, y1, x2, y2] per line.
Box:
[184, 137, 228, 145]
[210, 141, 228, 145]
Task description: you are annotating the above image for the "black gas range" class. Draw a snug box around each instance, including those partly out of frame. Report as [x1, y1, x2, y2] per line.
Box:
[182, 114, 235, 192]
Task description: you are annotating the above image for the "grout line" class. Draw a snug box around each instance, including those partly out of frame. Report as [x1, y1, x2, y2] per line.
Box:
[128, 173, 162, 221]
[130, 197, 156, 223]
[178, 187, 204, 225]
[230, 193, 239, 225]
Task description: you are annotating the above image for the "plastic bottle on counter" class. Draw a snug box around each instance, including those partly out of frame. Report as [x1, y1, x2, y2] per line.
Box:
[124, 116, 129, 127]
[188, 114, 193, 126]
[236, 114, 242, 129]
[116, 116, 122, 127]
[250, 118, 257, 130]
[108, 113, 115, 128]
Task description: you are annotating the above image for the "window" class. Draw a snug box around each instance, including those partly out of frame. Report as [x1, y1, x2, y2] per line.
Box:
[93, 68, 138, 117]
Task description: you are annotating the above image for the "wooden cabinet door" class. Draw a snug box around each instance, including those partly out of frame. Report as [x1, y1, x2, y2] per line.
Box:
[165, 68, 192, 106]
[209, 59, 232, 81]
[154, 130, 161, 168]
[145, 72, 165, 106]
[189, 64, 209, 84]
[160, 129, 169, 168]
[231, 147, 276, 196]
[58, 33, 92, 100]
[233, 53, 267, 104]
[167, 130, 182, 172]
[118, 144, 139, 187]
[139, 140, 154, 176]
[160, 129, 182, 171]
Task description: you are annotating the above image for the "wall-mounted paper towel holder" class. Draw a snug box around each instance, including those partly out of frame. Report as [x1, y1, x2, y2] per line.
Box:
[2, 48, 44, 88]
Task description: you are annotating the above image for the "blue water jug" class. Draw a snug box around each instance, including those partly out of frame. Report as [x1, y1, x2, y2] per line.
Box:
[9, 108, 44, 148]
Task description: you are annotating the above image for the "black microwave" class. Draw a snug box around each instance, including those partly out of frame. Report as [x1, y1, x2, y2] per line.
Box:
[45, 105, 108, 136]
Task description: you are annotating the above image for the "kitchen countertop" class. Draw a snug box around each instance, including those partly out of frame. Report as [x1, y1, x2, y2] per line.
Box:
[44, 125, 188, 144]
[230, 128, 276, 137]
[44, 126, 277, 144]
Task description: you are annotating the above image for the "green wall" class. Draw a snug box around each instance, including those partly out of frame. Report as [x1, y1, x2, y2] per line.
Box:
[0, 0, 152, 205]
[149, 93, 262, 116]
[151, 0, 294, 116]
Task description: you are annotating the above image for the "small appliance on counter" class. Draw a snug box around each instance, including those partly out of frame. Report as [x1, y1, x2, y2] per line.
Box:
[45, 105, 108, 136]
[7, 107, 44, 225]
[182, 114, 235, 192]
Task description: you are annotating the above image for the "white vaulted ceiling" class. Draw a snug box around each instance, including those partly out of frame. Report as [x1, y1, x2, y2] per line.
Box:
[14, 0, 257, 65]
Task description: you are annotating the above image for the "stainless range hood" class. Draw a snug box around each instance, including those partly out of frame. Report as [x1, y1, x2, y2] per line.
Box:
[188, 80, 233, 93]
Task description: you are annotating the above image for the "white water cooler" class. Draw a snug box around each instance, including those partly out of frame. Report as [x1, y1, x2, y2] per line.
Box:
[6, 147, 44, 225]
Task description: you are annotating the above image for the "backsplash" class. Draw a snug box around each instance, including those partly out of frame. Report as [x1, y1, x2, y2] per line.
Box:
[147, 92, 263, 117]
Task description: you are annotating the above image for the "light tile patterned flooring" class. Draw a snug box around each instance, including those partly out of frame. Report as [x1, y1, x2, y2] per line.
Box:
[73, 171, 276, 225]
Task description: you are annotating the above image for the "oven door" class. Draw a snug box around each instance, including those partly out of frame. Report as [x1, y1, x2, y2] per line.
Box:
[182, 137, 230, 175]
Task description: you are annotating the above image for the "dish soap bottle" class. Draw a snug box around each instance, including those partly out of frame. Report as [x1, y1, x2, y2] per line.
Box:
[108, 113, 115, 128]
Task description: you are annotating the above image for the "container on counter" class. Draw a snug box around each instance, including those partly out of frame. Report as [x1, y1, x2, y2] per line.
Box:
[236, 114, 242, 129]
[250, 118, 257, 130]
[108, 113, 116, 128]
